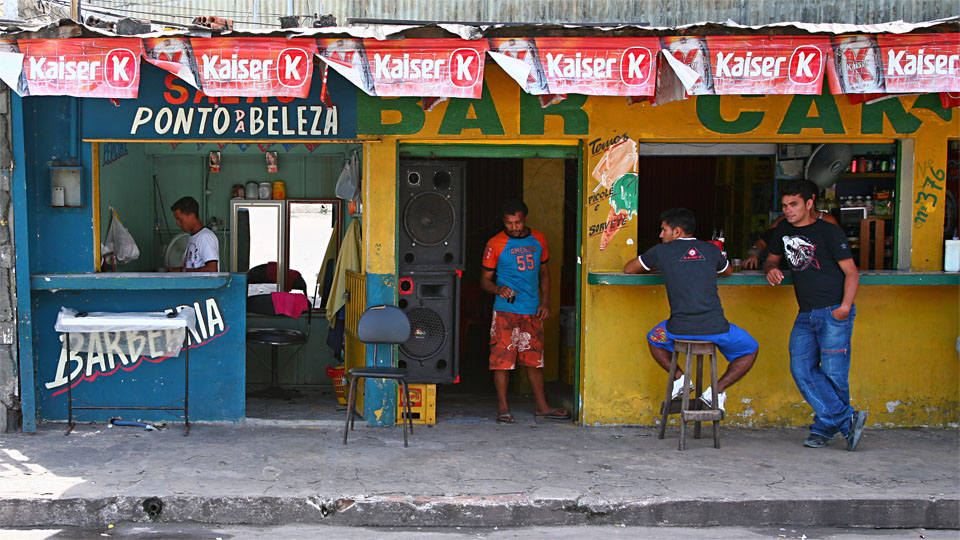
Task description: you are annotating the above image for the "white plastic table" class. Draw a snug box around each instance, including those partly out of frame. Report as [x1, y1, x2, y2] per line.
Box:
[54, 307, 195, 435]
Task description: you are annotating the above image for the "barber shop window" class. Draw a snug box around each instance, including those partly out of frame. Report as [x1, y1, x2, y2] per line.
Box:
[231, 199, 340, 308]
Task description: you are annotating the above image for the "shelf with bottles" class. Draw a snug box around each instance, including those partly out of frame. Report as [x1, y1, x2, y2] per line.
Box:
[841, 172, 895, 179]
[846, 153, 896, 175]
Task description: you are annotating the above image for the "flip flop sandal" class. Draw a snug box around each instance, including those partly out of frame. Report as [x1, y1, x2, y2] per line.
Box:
[535, 408, 571, 420]
[496, 413, 516, 424]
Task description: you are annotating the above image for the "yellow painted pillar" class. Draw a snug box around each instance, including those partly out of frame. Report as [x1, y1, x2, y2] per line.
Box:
[362, 140, 397, 275]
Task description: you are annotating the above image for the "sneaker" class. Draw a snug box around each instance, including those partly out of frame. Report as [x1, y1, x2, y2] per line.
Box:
[846, 410, 868, 452]
[803, 433, 832, 448]
[699, 386, 726, 411]
[671, 378, 694, 399]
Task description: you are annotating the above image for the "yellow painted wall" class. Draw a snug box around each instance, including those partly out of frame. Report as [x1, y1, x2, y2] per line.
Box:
[357, 63, 960, 426]
[523, 158, 565, 382]
[582, 283, 959, 427]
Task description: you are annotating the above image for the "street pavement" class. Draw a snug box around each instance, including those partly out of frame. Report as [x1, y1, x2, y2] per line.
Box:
[0, 419, 956, 529]
[1, 524, 954, 539]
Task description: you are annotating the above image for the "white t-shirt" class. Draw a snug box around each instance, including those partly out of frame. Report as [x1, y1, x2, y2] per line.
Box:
[184, 228, 219, 270]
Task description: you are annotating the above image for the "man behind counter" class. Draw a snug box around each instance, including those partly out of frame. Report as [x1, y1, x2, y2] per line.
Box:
[170, 196, 219, 272]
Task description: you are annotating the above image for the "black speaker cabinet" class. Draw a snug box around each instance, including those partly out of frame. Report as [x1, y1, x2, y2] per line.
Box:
[398, 160, 466, 271]
[397, 271, 460, 384]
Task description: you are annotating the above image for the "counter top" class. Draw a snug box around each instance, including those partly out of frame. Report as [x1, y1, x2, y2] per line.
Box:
[588, 271, 960, 286]
[31, 272, 234, 290]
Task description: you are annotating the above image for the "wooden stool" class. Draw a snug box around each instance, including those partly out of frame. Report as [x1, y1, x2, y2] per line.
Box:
[657, 339, 723, 450]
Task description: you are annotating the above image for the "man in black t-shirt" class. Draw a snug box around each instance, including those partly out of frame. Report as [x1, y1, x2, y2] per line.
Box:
[625, 208, 758, 411]
[764, 180, 866, 452]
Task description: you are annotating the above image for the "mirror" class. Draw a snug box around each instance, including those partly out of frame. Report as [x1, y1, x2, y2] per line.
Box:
[230, 200, 287, 290]
[289, 200, 339, 307]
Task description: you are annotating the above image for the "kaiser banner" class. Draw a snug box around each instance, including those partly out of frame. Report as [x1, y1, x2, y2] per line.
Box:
[317, 38, 488, 98]
[488, 37, 660, 96]
[13, 38, 142, 98]
[145, 37, 317, 98]
[675, 36, 832, 95]
[827, 33, 959, 95]
[878, 34, 959, 93]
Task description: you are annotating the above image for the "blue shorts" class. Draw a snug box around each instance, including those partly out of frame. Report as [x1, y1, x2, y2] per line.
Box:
[647, 320, 758, 361]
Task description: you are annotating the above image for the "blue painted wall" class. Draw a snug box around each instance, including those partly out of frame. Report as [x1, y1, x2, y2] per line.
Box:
[21, 97, 95, 274]
[31, 276, 246, 422]
[363, 272, 398, 426]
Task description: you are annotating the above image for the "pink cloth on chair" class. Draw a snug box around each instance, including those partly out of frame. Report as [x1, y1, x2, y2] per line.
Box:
[271, 292, 310, 318]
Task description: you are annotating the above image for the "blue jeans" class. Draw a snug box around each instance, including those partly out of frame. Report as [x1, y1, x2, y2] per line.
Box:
[789, 304, 856, 438]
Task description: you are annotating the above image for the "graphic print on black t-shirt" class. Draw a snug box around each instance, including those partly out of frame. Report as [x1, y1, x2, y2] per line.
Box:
[769, 220, 853, 312]
[782, 234, 821, 271]
[679, 246, 705, 261]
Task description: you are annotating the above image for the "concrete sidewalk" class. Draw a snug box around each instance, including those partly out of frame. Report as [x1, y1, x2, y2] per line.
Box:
[0, 419, 956, 529]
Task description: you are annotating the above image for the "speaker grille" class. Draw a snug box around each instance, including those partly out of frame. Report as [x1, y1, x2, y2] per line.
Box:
[401, 307, 447, 360]
[403, 192, 455, 246]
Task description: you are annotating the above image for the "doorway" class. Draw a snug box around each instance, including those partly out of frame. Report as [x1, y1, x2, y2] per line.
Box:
[397, 147, 580, 422]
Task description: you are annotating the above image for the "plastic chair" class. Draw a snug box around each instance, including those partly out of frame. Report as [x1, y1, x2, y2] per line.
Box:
[343, 305, 414, 447]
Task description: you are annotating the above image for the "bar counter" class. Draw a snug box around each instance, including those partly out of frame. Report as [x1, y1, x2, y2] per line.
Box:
[588, 270, 960, 286]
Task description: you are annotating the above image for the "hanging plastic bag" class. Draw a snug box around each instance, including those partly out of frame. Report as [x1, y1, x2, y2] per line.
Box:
[103, 206, 140, 263]
[335, 149, 361, 202]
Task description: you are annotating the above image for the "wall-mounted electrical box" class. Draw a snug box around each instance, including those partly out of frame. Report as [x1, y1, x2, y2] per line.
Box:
[50, 166, 82, 208]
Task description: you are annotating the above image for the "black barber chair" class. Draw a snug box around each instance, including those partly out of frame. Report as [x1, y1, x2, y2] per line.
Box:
[246, 271, 319, 399]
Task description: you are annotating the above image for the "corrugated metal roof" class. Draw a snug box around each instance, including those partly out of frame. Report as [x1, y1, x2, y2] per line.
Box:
[39, 0, 960, 30]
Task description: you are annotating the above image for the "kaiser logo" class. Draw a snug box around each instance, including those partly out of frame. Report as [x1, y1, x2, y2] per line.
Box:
[277, 47, 310, 88]
[788, 46, 823, 85]
[105, 48, 137, 88]
[449, 48, 482, 87]
[619, 47, 652, 86]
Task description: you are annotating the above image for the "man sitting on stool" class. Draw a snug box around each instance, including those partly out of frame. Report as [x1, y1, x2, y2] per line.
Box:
[623, 208, 758, 410]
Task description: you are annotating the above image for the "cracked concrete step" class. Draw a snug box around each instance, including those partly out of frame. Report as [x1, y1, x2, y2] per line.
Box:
[0, 495, 957, 528]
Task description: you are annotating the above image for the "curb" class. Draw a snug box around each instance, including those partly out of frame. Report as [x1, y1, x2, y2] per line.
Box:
[2, 496, 957, 528]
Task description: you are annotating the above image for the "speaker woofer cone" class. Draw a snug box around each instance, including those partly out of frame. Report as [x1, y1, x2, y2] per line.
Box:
[403, 192, 456, 246]
[400, 307, 447, 360]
